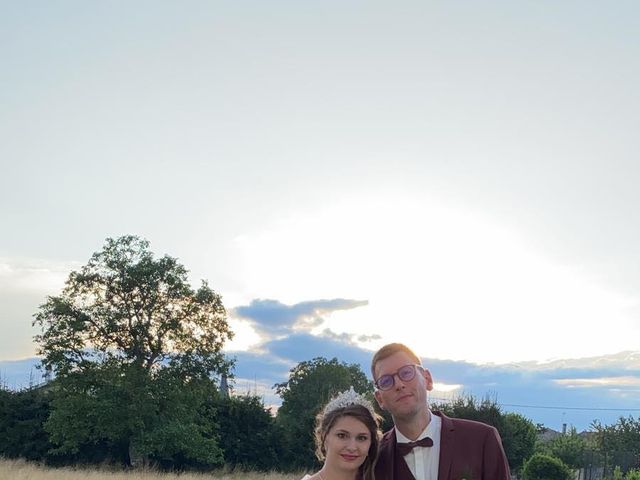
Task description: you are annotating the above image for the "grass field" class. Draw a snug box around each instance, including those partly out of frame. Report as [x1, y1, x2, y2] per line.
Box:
[0, 458, 304, 480]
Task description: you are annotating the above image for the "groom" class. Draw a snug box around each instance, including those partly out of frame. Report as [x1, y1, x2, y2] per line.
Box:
[372, 343, 511, 480]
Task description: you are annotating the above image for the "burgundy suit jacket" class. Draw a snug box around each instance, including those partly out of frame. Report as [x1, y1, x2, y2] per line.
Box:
[374, 412, 511, 480]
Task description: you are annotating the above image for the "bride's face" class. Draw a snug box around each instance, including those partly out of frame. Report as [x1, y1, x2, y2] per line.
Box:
[324, 415, 372, 473]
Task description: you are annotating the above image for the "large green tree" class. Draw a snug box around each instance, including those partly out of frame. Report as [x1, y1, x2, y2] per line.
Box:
[501, 412, 537, 473]
[274, 357, 372, 470]
[33, 235, 233, 466]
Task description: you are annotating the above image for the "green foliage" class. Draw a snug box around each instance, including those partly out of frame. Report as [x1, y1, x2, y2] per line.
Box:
[129, 366, 224, 467]
[32, 235, 233, 466]
[274, 357, 372, 470]
[376, 401, 395, 433]
[625, 468, 640, 480]
[432, 394, 537, 472]
[609, 467, 640, 480]
[501, 412, 537, 473]
[212, 394, 281, 471]
[522, 453, 572, 480]
[591, 416, 640, 459]
[33, 235, 232, 377]
[44, 355, 224, 467]
[535, 427, 587, 469]
[432, 393, 504, 430]
[0, 387, 52, 460]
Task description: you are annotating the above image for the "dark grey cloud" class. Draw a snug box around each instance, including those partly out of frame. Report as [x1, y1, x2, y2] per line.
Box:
[232, 298, 368, 338]
[263, 332, 372, 367]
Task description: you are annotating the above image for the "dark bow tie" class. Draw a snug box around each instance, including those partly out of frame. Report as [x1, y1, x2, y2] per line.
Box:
[396, 437, 434, 456]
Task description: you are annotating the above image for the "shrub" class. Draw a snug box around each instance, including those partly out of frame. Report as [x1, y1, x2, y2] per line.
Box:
[522, 453, 572, 480]
[625, 468, 640, 480]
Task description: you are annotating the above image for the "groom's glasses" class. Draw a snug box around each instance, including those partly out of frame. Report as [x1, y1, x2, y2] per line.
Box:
[374, 364, 423, 391]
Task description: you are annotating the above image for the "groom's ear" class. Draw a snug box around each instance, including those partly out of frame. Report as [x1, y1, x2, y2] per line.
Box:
[374, 389, 386, 410]
[422, 368, 434, 391]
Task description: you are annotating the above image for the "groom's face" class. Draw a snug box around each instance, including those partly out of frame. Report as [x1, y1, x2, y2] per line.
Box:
[373, 351, 432, 420]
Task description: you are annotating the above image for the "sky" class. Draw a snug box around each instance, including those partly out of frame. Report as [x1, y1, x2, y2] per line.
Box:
[1, 1, 640, 432]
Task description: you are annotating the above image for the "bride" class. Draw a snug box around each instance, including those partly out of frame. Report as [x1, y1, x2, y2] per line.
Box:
[301, 387, 381, 480]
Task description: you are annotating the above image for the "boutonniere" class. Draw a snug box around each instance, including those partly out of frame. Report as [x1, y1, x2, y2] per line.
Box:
[457, 467, 475, 480]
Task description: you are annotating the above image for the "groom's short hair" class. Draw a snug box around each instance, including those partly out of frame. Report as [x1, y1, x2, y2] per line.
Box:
[370, 342, 422, 379]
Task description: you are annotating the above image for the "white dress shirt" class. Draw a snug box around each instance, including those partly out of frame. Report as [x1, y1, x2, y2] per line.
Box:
[396, 411, 441, 480]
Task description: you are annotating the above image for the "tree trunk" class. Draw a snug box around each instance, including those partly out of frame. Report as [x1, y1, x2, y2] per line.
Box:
[128, 438, 147, 468]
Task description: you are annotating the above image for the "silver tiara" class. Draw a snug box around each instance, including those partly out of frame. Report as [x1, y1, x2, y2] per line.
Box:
[323, 386, 376, 417]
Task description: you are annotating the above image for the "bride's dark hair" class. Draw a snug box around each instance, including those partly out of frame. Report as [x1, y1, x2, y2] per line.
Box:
[314, 402, 381, 480]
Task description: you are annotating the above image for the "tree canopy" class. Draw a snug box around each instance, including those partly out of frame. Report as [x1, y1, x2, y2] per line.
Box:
[502, 412, 537, 473]
[32, 235, 234, 466]
[34, 235, 232, 377]
[274, 356, 372, 470]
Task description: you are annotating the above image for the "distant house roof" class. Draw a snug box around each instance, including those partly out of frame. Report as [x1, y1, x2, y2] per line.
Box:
[537, 427, 562, 442]
[537, 427, 596, 443]
[578, 430, 598, 441]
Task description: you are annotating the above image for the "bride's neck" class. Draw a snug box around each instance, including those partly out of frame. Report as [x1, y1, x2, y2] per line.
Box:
[318, 465, 360, 480]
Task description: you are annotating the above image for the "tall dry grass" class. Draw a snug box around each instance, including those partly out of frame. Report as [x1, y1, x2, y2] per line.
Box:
[0, 458, 304, 480]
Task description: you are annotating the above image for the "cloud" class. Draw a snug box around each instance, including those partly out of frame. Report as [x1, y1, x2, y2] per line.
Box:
[0, 357, 44, 390]
[514, 351, 640, 371]
[432, 382, 462, 393]
[229, 330, 640, 430]
[357, 333, 382, 342]
[227, 350, 293, 384]
[263, 335, 640, 431]
[224, 350, 293, 410]
[4, 335, 640, 432]
[231, 377, 282, 412]
[554, 377, 640, 388]
[263, 332, 373, 367]
[0, 257, 83, 360]
[0, 257, 77, 292]
[422, 354, 640, 430]
[232, 298, 368, 339]
[320, 328, 382, 345]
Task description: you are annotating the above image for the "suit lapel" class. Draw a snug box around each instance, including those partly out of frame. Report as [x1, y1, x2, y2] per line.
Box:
[436, 412, 454, 480]
[378, 429, 397, 480]
[378, 428, 416, 480]
[395, 453, 416, 480]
